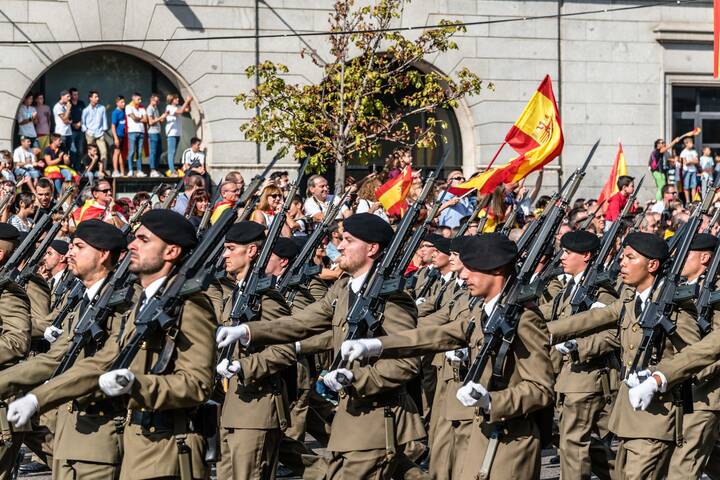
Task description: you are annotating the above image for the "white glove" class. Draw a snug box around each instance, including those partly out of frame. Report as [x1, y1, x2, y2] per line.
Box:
[98, 369, 135, 396]
[322, 368, 354, 392]
[554, 339, 577, 355]
[628, 376, 659, 411]
[340, 339, 383, 364]
[445, 348, 469, 367]
[7, 394, 38, 428]
[456, 382, 491, 411]
[216, 358, 242, 379]
[415, 297, 426, 305]
[43, 326, 63, 343]
[216, 325, 250, 348]
[624, 369, 651, 388]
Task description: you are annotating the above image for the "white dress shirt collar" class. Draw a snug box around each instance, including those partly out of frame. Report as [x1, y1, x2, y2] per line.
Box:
[483, 292, 502, 317]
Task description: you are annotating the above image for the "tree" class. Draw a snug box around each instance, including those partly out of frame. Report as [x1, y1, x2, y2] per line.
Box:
[236, 0, 490, 188]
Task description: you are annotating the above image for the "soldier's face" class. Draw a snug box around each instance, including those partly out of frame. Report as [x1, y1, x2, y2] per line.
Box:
[68, 239, 104, 280]
[449, 252, 464, 273]
[223, 242, 256, 276]
[128, 226, 175, 275]
[43, 247, 64, 272]
[682, 250, 709, 280]
[431, 250, 450, 269]
[337, 232, 376, 275]
[619, 246, 656, 287]
[560, 249, 590, 277]
[419, 242, 435, 263]
[461, 267, 496, 297]
[265, 252, 287, 277]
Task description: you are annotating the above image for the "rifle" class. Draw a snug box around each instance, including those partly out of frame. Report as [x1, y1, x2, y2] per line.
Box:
[571, 176, 646, 312]
[196, 189, 221, 236]
[456, 194, 486, 238]
[629, 179, 718, 375]
[578, 198, 607, 231]
[160, 178, 185, 210]
[0, 193, 13, 216]
[0, 187, 74, 290]
[463, 140, 597, 390]
[704, 205, 720, 234]
[110, 152, 285, 372]
[276, 187, 353, 303]
[47, 279, 86, 340]
[330, 150, 448, 374]
[692, 236, 720, 335]
[50, 270, 78, 310]
[217, 156, 310, 365]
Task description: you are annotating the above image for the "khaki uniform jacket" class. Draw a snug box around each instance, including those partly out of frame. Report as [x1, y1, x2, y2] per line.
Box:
[543, 281, 619, 394]
[417, 273, 457, 318]
[549, 287, 699, 442]
[291, 276, 331, 389]
[412, 266, 440, 300]
[0, 283, 136, 464]
[221, 289, 294, 430]
[31, 289, 217, 479]
[26, 274, 51, 338]
[0, 281, 31, 366]
[247, 277, 426, 452]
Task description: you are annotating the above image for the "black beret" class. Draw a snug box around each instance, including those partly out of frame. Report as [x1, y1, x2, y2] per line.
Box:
[450, 235, 468, 253]
[427, 233, 451, 255]
[226, 221, 266, 244]
[140, 210, 197, 249]
[273, 237, 300, 260]
[459, 233, 518, 271]
[0, 223, 19, 241]
[625, 232, 669, 261]
[560, 230, 600, 254]
[50, 239, 69, 256]
[75, 220, 126, 252]
[690, 233, 718, 252]
[343, 213, 394, 249]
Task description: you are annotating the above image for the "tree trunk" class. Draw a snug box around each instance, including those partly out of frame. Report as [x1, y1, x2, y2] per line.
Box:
[333, 155, 345, 194]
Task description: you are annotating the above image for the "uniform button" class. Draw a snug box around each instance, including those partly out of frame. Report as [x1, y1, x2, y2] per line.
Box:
[149, 426, 155, 433]
[341, 326, 346, 332]
[629, 344, 634, 350]
[632, 326, 638, 333]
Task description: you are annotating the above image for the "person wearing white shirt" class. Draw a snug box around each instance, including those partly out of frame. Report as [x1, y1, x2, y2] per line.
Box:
[52, 90, 72, 145]
[125, 92, 147, 177]
[16, 93, 37, 144]
[12, 136, 40, 181]
[164, 93, 192, 175]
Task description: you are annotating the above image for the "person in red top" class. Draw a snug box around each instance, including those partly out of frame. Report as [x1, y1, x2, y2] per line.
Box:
[604, 175, 636, 224]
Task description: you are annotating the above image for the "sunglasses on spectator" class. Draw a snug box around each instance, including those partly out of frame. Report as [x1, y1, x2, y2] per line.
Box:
[96, 188, 112, 194]
[449, 176, 465, 181]
[268, 193, 282, 198]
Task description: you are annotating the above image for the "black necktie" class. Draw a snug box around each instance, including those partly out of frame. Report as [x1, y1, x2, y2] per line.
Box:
[135, 291, 147, 317]
[634, 296, 644, 318]
[49, 277, 56, 292]
[562, 278, 576, 303]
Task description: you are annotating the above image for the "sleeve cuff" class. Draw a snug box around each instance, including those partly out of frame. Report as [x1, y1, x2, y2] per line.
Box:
[652, 371, 668, 393]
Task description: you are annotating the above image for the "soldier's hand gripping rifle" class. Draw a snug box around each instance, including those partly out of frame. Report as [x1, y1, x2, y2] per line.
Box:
[0, 187, 74, 291]
[216, 156, 311, 366]
[463, 141, 596, 391]
[628, 181, 718, 375]
[329, 151, 448, 376]
[276, 187, 353, 303]
[569, 176, 645, 314]
[109, 151, 286, 373]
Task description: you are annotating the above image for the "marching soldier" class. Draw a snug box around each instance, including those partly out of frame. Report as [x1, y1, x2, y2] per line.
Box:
[7, 210, 217, 480]
[409, 236, 438, 299]
[546, 230, 618, 480]
[0, 220, 128, 478]
[216, 213, 426, 479]
[43, 239, 69, 296]
[548, 232, 700, 480]
[339, 233, 555, 480]
[214, 221, 294, 479]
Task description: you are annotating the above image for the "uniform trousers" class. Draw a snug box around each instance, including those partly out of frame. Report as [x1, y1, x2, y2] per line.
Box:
[52, 457, 119, 480]
[616, 438, 673, 480]
[558, 391, 614, 480]
[327, 447, 402, 480]
[667, 409, 720, 479]
[218, 427, 281, 480]
[0, 412, 54, 480]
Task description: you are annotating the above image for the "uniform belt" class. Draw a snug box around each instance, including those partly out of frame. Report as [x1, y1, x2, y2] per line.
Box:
[129, 409, 197, 434]
[73, 398, 126, 416]
[349, 387, 407, 407]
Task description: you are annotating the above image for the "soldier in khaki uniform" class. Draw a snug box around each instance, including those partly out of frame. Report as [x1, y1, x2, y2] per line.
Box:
[340, 233, 555, 480]
[549, 232, 700, 480]
[544, 230, 618, 480]
[7, 210, 217, 480]
[0, 220, 128, 479]
[216, 213, 426, 479]
[42, 239, 68, 299]
[213, 222, 294, 479]
[409, 237, 438, 299]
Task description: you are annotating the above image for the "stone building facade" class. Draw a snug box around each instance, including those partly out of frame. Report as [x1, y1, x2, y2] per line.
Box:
[0, 0, 715, 197]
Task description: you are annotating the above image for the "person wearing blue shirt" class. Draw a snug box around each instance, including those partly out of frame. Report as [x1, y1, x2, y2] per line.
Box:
[437, 170, 474, 228]
[81, 90, 108, 175]
[110, 96, 126, 177]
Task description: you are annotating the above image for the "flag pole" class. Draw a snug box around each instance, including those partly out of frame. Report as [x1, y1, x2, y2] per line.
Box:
[484, 141, 507, 171]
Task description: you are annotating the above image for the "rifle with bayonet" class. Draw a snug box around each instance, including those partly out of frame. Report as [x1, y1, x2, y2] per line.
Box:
[0, 187, 74, 291]
[330, 150, 448, 375]
[463, 140, 596, 392]
[110, 152, 285, 372]
[629, 178, 718, 375]
[570, 176, 646, 312]
[216, 155, 310, 365]
[160, 178, 185, 210]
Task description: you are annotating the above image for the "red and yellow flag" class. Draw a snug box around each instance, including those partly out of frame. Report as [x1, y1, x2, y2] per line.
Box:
[376, 165, 413, 217]
[597, 143, 628, 205]
[210, 199, 233, 224]
[453, 75, 563, 195]
[715, 0, 720, 78]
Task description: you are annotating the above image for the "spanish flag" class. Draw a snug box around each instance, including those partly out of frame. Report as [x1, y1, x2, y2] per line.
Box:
[376, 165, 412, 217]
[715, 0, 720, 78]
[210, 199, 233, 224]
[597, 143, 627, 205]
[453, 75, 563, 195]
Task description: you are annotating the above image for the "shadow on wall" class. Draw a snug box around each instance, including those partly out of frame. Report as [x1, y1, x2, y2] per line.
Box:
[163, 0, 206, 32]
